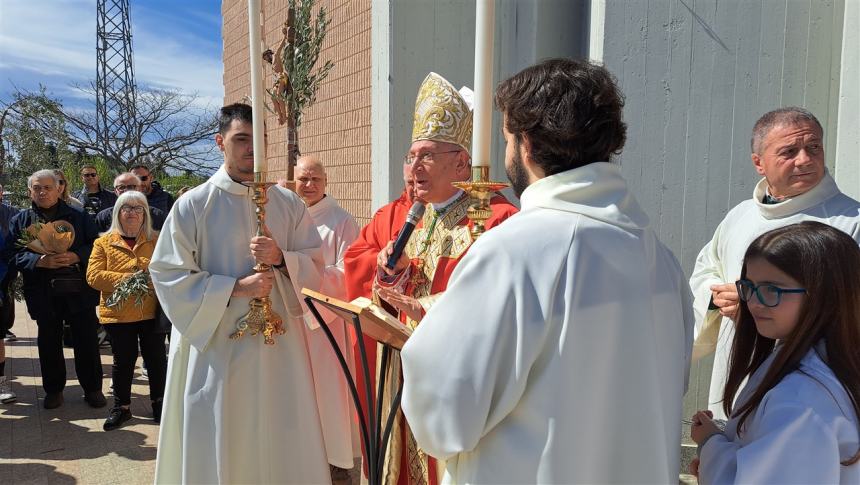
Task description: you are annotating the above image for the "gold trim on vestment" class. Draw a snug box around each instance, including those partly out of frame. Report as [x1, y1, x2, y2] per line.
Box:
[381, 193, 474, 485]
[405, 193, 473, 306]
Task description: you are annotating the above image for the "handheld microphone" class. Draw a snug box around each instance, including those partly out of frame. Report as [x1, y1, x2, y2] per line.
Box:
[385, 201, 426, 270]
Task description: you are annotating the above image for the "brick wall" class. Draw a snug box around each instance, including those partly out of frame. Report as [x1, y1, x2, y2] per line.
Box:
[222, 0, 372, 224]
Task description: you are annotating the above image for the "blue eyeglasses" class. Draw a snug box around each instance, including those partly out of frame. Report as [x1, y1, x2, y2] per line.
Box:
[736, 279, 806, 308]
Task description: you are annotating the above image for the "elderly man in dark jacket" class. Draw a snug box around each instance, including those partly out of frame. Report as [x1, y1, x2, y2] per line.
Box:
[95, 173, 166, 232]
[6, 169, 105, 410]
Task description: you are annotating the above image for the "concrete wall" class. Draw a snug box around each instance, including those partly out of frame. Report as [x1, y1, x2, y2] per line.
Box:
[370, 0, 479, 211]
[594, 0, 846, 447]
[371, 0, 588, 211]
[222, 0, 373, 224]
[835, 1, 860, 199]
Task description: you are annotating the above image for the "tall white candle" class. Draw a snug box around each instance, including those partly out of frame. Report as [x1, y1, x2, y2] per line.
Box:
[472, 0, 495, 168]
[248, 0, 266, 173]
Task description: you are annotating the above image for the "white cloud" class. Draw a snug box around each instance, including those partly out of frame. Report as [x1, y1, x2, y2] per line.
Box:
[0, 0, 95, 78]
[0, 0, 223, 108]
[133, 28, 223, 107]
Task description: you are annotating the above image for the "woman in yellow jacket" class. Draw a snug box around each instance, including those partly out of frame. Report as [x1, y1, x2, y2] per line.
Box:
[86, 190, 167, 431]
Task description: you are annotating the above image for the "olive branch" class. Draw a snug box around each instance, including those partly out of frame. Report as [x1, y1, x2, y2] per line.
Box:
[263, 0, 334, 180]
[105, 270, 153, 309]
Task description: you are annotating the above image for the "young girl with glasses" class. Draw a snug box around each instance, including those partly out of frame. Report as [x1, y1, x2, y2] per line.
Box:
[690, 221, 860, 482]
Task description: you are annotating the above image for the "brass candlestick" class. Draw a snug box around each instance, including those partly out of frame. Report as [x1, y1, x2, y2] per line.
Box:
[453, 165, 510, 238]
[230, 172, 285, 345]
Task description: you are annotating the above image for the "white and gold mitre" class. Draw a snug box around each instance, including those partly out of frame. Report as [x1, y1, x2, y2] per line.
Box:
[411, 72, 473, 153]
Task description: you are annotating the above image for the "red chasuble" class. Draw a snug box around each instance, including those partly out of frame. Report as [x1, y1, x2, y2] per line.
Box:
[345, 190, 517, 485]
[344, 190, 412, 408]
[343, 190, 413, 477]
[345, 191, 413, 303]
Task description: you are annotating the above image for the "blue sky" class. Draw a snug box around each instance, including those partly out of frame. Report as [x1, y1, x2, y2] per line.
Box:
[0, 0, 224, 109]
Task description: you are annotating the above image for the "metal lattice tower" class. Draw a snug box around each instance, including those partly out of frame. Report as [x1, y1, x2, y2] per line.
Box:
[96, 0, 137, 155]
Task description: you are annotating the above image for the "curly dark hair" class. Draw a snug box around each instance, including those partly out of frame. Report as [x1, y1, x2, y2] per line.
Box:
[494, 58, 626, 175]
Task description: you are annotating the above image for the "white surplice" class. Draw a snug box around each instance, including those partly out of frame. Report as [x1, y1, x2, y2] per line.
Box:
[400, 163, 694, 484]
[150, 166, 331, 485]
[690, 173, 860, 418]
[306, 195, 361, 469]
[699, 341, 860, 483]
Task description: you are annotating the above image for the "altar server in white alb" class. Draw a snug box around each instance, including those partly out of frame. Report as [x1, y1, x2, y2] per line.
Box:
[690, 107, 860, 419]
[400, 58, 694, 484]
[691, 222, 860, 483]
[292, 154, 361, 482]
[150, 103, 330, 484]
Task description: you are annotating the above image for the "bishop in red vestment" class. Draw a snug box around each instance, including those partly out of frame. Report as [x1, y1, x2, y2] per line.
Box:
[345, 72, 517, 485]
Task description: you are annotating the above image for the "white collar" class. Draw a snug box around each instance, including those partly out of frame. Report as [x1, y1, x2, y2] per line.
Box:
[519, 162, 649, 230]
[429, 189, 465, 212]
[307, 194, 336, 218]
[210, 165, 253, 196]
[752, 171, 840, 219]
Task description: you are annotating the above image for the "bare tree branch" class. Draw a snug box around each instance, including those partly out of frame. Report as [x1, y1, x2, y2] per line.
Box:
[10, 83, 219, 176]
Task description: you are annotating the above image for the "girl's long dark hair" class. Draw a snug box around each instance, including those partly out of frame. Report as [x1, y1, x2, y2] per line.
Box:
[723, 221, 860, 465]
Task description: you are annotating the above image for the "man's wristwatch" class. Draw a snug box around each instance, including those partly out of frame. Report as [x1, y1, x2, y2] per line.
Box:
[273, 254, 286, 269]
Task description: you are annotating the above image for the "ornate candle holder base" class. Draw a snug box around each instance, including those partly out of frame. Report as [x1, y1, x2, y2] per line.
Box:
[229, 173, 285, 345]
[453, 166, 510, 238]
[231, 295, 284, 345]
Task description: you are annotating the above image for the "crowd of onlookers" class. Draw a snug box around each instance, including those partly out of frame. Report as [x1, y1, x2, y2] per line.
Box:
[0, 164, 178, 431]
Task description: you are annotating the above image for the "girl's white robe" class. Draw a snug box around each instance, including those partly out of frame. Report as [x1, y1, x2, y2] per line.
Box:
[699, 342, 860, 484]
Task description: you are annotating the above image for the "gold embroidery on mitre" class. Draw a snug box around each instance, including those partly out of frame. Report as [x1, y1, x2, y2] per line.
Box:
[412, 72, 473, 153]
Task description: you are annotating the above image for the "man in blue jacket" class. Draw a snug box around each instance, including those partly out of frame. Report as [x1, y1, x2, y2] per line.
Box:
[0, 184, 20, 342]
[0, 183, 20, 403]
[6, 169, 105, 410]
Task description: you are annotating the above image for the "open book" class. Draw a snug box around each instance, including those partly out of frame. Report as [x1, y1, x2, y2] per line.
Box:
[302, 288, 413, 349]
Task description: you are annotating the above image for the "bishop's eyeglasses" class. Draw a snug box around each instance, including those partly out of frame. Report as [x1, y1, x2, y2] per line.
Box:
[735, 279, 806, 308]
[403, 150, 462, 165]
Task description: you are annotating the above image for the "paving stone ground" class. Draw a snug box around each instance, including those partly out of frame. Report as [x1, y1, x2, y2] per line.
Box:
[1, 304, 158, 484]
[0, 303, 369, 485]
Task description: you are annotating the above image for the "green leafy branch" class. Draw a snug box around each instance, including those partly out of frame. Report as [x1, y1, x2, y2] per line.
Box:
[266, 0, 334, 131]
[285, 0, 333, 129]
[105, 270, 153, 309]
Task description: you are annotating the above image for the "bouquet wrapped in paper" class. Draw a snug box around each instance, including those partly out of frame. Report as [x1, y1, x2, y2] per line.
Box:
[16, 220, 75, 255]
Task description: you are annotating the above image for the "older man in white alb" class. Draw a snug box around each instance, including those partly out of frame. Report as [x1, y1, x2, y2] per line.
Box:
[690, 107, 860, 419]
